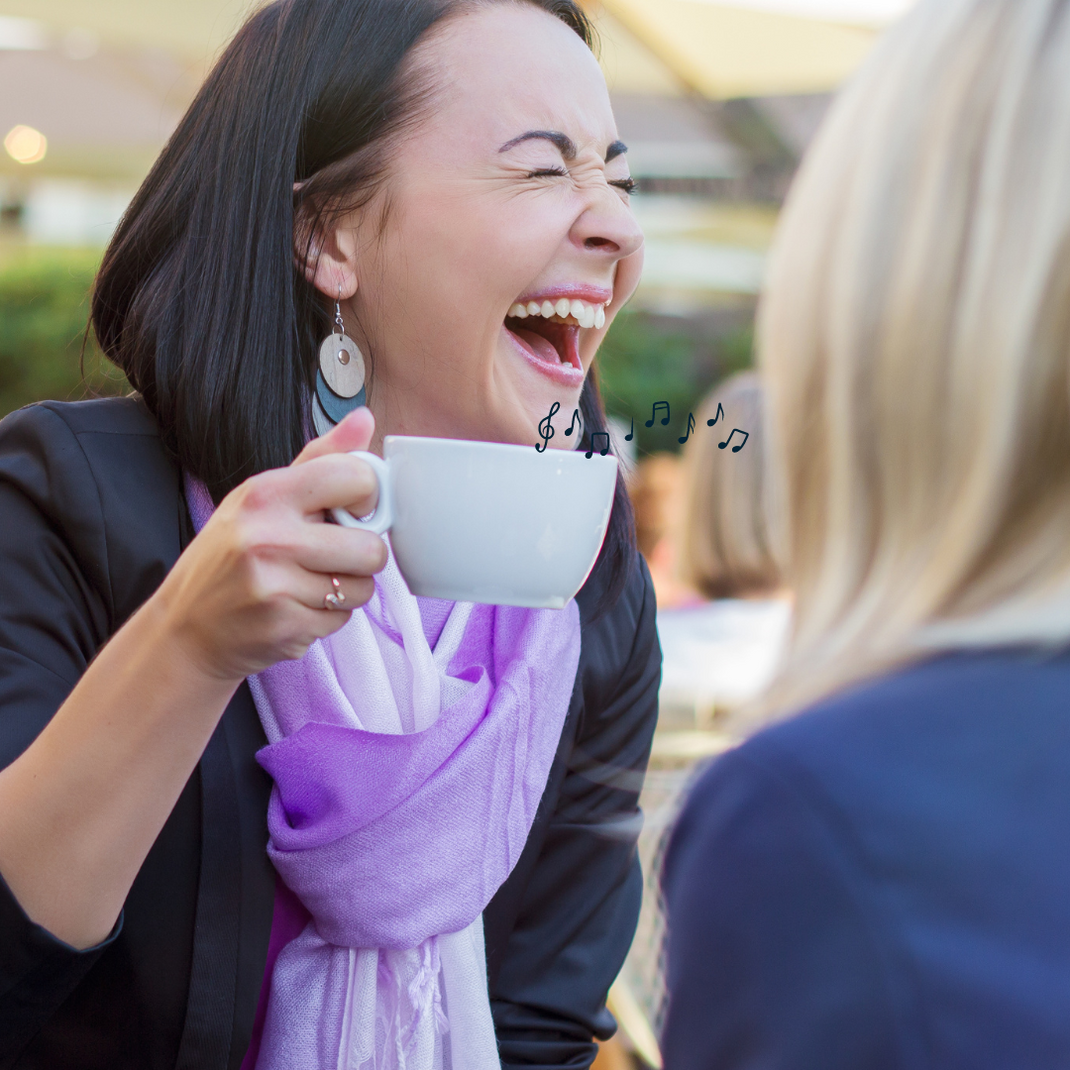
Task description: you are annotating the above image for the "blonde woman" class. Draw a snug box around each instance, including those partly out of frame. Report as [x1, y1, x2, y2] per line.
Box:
[663, 0, 1070, 1065]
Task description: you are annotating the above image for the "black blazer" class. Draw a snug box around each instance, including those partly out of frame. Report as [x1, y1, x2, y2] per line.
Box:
[0, 398, 660, 1070]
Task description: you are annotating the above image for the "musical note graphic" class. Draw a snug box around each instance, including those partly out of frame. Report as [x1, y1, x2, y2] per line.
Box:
[536, 401, 560, 453]
[646, 401, 670, 427]
[678, 412, 696, 445]
[718, 428, 750, 453]
[585, 431, 610, 459]
[538, 396, 750, 461]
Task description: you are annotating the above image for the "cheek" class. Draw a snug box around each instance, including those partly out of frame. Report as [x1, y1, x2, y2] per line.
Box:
[615, 245, 645, 305]
[391, 191, 573, 317]
[577, 247, 644, 367]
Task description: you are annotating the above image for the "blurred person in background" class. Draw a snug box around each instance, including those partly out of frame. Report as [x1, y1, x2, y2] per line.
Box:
[663, 0, 1070, 1066]
[657, 372, 790, 724]
[629, 452, 690, 606]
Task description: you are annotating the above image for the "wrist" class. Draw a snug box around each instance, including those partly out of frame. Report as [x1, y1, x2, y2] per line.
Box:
[140, 583, 247, 689]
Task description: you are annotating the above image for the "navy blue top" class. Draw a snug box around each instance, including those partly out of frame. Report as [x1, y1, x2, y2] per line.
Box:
[663, 649, 1070, 1070]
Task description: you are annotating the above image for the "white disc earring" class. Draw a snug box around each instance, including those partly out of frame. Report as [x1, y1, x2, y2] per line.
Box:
[318, 292, 366, 399]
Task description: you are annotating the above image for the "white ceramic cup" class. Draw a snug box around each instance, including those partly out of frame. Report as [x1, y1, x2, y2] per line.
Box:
[332, 435, 619, 608]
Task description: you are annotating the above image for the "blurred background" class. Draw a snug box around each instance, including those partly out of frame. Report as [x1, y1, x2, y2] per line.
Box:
[0, 0, 917, 1065]
[0, 0, 912, 438]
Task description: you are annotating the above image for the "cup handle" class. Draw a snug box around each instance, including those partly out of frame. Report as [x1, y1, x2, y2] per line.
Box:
[331, 451, 393, 534]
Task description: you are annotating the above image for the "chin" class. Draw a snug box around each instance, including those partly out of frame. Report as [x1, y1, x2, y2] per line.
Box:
[508, 368, 586, 438]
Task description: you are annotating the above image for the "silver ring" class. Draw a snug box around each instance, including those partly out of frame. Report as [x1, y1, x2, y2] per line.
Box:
[324, 575, 346, 610]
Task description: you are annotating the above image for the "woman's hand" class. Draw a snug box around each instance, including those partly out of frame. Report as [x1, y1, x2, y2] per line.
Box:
[0, 407, 388, 949]
[157, 407, 388, 681]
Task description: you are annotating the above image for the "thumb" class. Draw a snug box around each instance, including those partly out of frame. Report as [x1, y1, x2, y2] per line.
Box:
[293, 406, 375, 466]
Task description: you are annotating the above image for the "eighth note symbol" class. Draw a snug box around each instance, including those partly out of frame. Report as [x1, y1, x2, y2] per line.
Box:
[706, 402, 725, 427]
[678, 412, 696, 445]
[718, 428, 750, 453]
[536, 401, 560, 453]
[564, 408, 581, 437]
[585, 431, 610, 458]
[646, 401, 670, 427]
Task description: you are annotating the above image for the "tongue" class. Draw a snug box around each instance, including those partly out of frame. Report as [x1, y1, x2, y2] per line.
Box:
[512, 326, 562, 365]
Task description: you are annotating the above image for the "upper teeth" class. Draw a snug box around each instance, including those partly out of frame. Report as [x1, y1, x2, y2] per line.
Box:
[509, 299, 606, 330]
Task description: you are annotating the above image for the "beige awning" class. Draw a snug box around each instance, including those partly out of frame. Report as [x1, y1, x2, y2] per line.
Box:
[583, 0, 884, 100]
[0, 2, 253, 65]
[4, 0, 903, 99]
[0, 0, 903, 185]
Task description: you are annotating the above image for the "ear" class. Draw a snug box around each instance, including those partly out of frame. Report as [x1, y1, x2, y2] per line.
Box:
[293, 195, 360, 300]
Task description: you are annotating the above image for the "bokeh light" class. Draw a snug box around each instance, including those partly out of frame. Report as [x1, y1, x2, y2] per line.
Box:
[3, 125, 48, 165]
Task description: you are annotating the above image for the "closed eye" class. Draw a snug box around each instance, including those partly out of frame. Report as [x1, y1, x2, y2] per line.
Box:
[526, 166, 569, 179]
[527, 168, 637, 196]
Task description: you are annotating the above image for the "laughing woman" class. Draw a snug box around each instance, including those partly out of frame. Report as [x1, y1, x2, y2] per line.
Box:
[0, 2, 659, 1068]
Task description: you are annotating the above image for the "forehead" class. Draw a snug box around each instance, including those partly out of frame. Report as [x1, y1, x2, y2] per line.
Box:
[412, 3, 615, 152]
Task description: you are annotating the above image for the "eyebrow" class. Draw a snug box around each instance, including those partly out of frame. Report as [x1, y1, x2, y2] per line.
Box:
[499, 130, 577, 159]
[498, 131, 630, 165]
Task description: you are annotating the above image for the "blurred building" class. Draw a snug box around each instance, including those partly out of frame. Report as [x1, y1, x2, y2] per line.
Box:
[0, 0, 911, 269]
[0, 15, 196, 245]
[585, 0, 894, 310]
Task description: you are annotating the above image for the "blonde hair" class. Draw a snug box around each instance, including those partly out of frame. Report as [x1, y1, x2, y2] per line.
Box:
[759, 0, 1070, 717]
[678, 373, 781, 599]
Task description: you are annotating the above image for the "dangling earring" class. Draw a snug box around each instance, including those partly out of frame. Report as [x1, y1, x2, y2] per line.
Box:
[315, 286, 366, 427]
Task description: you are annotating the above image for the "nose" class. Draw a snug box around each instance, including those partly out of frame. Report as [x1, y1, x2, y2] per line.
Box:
[570, 186, 644, 262]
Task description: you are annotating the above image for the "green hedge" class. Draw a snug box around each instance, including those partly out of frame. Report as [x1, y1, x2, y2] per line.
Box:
[597, 309, 754, 455]
[0, 250, 126, 419]
[0, 250, 753, 453]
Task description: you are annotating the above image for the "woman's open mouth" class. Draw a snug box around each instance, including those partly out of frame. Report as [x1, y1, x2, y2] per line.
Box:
[504, 296, 607, 386]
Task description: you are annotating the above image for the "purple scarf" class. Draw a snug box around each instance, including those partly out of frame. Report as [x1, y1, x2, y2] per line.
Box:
[185, 476, 581, 1069]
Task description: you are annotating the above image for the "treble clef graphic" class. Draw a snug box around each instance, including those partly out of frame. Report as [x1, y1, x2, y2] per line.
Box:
[536, 401, 560, 452]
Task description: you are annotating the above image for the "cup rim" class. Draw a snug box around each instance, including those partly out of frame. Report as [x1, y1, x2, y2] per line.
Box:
[383, 433, 619, 464]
